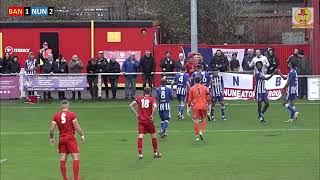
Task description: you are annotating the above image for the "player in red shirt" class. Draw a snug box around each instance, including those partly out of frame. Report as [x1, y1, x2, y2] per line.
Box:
[49, 100, 84, 180]
[129, 87, 162, 159]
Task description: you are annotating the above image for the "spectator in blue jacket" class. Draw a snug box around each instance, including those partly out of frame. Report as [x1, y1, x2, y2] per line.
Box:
[122, 53, 140, 99]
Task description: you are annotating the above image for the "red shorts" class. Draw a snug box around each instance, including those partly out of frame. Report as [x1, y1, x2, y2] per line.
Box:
[193, 109, 208, 120]
[138, 121, 156, 134]
[58, 137, 79, 154]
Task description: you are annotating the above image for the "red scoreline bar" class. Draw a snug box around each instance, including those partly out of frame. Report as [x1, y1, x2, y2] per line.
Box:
[8, 6, 25, 16]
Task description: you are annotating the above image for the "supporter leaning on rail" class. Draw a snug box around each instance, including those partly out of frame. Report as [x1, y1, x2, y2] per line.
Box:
[296, 50, 311, 99]
[140, 50, 156, 89]
[96, 51, 109, 99]
[211, 50, 229, 72]
[42, 53, 55, 100]
[87, 58, 99, 99]
[69, 55, 83, 101]
[1, 52, 12, 74]
[25, 52, 38, 97]
[266, 48, 279, 74]
[229, 53, 240, 71]
[54, 55, 68, 100]
[242, 48, 254, 71]
[122, 53, 140, 100]
[8, 56, 21, 74]
[108, 57, 121, 100]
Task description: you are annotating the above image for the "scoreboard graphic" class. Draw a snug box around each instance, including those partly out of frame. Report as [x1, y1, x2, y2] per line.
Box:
[8, 6, 54, 16]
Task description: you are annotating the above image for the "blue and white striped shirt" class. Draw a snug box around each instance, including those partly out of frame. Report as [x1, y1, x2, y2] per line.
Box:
[155, 86, 173, 111]
[210, 75, 224, 97]
[174, 73, 189, 96]
[287, 69, 298, 95]
[255, 70, 266, 94]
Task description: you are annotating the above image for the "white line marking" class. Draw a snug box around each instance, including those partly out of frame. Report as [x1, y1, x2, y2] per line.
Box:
[0, 129, 318, 135]
[0, 159, 7, 164]
[1, 102, 319, 109]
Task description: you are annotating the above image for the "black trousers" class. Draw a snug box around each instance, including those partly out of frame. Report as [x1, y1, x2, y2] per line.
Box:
[88, 77, 98, 99]
[109, 78, 118, 98]
[103, 76, 109, 98]
[72, 91, 81, 100]
[43, 92, 52, 100]
[142, 74, 154, 89]
[58, 92, 66, 100]
[298, 77, 307, 98]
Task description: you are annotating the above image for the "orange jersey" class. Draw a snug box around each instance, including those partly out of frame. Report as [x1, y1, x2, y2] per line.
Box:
[188, 83, 211, 110]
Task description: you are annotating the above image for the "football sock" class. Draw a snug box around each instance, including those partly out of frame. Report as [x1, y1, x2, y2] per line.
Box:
[193, 123, 199, 135]
[73, 160, 79, 180]
[162, 120, 169, 133]
[221, 106, 226, 117]
[292, 105, 296, 110]
[285, 104, 296, 119]
[151, 138, 158, 153]
[211, 107, 215, 117]
[200, 120, 207, 132]
[180, 104, 185, 115]
[258, 103, 262, 117]
[137, 138, 143, 154]
[60, 160, 67, 180]
[262, 103, 269, 114]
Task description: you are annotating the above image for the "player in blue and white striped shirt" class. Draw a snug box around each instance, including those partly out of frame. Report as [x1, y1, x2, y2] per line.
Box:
[209, 68, 226, 121]
[171, 66, 190, 119]
[155, 79, 173, 138]
[255, 61, 277, 122]
[191, 64, 210, 87]
[279, 61, 299, 123]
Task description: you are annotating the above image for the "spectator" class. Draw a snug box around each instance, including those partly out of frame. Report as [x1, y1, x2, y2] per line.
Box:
[249, 49, 269, 73]
[140, 50, 156, 89]
[108, 57, 121, 99]
[175, 53, 186, 72]
[266, 49, 279, 74]
[242, 49, 254, 71]
[0, 58, 3, 73]
[8, 56, 21, 74]
[2, 52, 12, 74]
[197, 54, 209, 71]
[39, 42, 53, 71]
[25, 52, 38, 97]
[87, 58, 98, 99]
[54, 55, 68, 100]
[160, 51, 175, 73]
[287, 48, 301, 66]
[185, 54, 196, 76]
[42, 53, 55, 100]
[69, 55, 83, 100]
[297, 50, 311, 99]
[211, 50, 229, 72]
[122, 53, 140, 99]
[229, 53, 240, 71]
[97, 51, 109, 99]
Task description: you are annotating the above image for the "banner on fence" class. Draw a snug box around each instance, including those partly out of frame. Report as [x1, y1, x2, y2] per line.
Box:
[23, 75, 87, 91]
[0, 76, 20, 99]
[220, 73, 287, 100]
[307, 77, 320, 100]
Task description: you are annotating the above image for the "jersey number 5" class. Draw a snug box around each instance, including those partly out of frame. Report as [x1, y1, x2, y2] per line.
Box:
[61, 112, 66, 124]
[141, 99, 150, 108]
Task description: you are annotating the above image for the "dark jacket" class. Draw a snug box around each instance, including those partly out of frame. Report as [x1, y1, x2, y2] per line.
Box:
[87, 59, 98, 80]
[140, 55, 155, 74]
[53, 60, 68, 73]
[1, 58, 11, 74]
[108, 60, 121, 79]
[175, 60, 187, 72]
[96, 58, 108, 73]
[297, 56, 311, 75]
[160, 58, 175, 72]
[211, 53, 229, 72]
[8, 60, 21, 73]
[122, 59, 140, 78]
[42, 58, 54, 73]
[242, 54, 254, 71]
[287, 54, 301, 67]
[69, 59, 83, 73]
[230, 59, 240, 71]
[266, 54, 279, 74]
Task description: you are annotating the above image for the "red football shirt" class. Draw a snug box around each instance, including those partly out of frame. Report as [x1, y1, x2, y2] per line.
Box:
[53, 111, 77, 138]
[135, 96, 156, 122]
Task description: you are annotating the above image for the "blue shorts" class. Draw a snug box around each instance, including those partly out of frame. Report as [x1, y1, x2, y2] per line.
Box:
[256, 93, 268, 102]
[159, 110, 171, 121]
[212, 96, 224, 103]
[177, 94, 186, 102]
[285, 93, 297, 101]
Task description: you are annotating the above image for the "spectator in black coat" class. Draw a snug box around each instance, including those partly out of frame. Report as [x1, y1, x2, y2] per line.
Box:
[2, 52, 12, 74]
[140, 50, 156, 89]
[97, 51, 109, 99]
[266, 49, 279, 74]
[42, 53, 54, 100]
[287, 48, 301, 67]
[108, 57, 121, 99]
[297, 50, 311, 99]
[211, 50, 229, 72]
[87, 58, 98, 99]
[160, 51, 175, 73]
[242, 49, 254, 71]
[229, 53, 240, 71]
[54, 55, 68, 100]
[8, 56, 21, 74]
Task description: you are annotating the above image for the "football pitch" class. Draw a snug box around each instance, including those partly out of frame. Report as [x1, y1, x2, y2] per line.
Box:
[0, 100, 319, 180]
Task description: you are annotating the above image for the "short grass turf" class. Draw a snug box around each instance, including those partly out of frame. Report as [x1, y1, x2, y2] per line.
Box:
[0, 99, 319, 180]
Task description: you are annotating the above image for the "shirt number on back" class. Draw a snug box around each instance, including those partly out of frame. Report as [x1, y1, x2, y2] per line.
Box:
[178, 75, 183, 83]
[61, 113, 66, 124]
[141, 99, 150, 108]
[160, 91, 166, 99]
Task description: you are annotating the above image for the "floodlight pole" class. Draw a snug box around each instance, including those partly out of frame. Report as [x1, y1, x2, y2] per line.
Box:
[191, 0, 198, 53]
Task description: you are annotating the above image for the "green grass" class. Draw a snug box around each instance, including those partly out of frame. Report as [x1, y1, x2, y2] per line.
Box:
[0, 100, 319, 180]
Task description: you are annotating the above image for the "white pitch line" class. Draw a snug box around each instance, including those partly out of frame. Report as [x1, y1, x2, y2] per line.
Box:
[1, 102, 319, 109]
[0, 159, 7, 164]
[0, 128, 319, 135]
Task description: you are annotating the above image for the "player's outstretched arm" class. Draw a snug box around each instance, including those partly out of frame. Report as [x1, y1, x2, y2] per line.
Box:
[278, 71, 287, 80]
[49, 121, 57, 144]
[130, 101, 138, 119]
[264, 70, 278, 80]
[72, 119, 85, 142]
